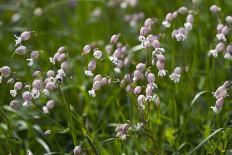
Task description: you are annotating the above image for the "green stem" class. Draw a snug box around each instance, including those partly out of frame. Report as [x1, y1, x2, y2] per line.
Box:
[58, 86, 77, 146]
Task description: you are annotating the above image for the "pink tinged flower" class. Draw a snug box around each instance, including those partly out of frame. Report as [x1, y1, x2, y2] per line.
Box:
[31, 51, 39, 59]
[165, 13, 173, 22]
[215, 42, 224, 52]
[136, 63, 146, 72]
[217, 23, 224, 33]
[172, 11, 178, 18]
[61, 61, 69, 73]
[45, 81, 56, 91]
[101, 77, 108, 86]
[221, 26, 229, 36]
[110, 34, 120, 44]
[211, 97, 224, 114]
[156, 61, 167, 77]
[83, 44, 91, 55]
[152, 39, 160, 49]
[213, 85, 227, 99]
[85, 60, 96, 77]
[22, 91, 32, 106]
[146, 84, 153, 97]
[186, 14, 194, 23]
[169, 67, 181, 83]
[53, 52, 61, 61]
[147, 73, 155, 84]
[134, 86, 142, 95]
[10, 100, 20, 110]
[144, 18, 155, 27]
[47, 70, 55, 77]
[46, 100, 55, 109]
[58, 53, 66, 62]
[133, 70, 144, 82]
[225, 16, 232, 24]
[93, 49, 103, 59]
[0, 66, 11, 78]
[178, 6, 188, 14]
[10, 82, 23, 97]
[15, 45, 26, 55]
[137, 94, 146, 105]
[115, 123, 129, 140]
[210, 5, 221, 13]
[94, 74, 102, 82]
[57, 46, 66, 53]
[20, 31, 31, 41]
[105, 44, 113, 54]
[224, 44, 232, 60]
[140, 26, 149, 36]
[74, 146, 81, 155]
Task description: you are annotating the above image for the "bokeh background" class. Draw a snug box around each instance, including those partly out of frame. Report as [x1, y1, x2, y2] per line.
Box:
[0, 0, 232, 154]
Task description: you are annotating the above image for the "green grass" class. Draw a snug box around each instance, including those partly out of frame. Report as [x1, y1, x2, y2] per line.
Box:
[0, 0, 232, 154]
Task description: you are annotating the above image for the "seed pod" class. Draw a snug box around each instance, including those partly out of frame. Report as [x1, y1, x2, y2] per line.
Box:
[47, 70, 55, 77]
[152, 39, 160, 49]
[32, 79, 43, 90]
[178, 6, 188, 14]
[101, 77, 108, 86]
[140, 26, 149, 36]
[215, 42, 224, 52]
[61, 61, 69, 72]
[165, 13, 173, 22]
[14, 82, 23, 90]
[92, 81, 101, 90]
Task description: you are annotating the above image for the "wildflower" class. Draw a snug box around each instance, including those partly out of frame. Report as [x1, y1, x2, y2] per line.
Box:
[85, 60, 96, 77]
[169, 67, 181, 83]
[224, 44, 232, 60]
[10, 82, 23, 97]
[31, 79, 43, 98]
[225, 16, 232, 24]
[82, 44, 91, 55]
[22, 91, 32, 106]
[58, 53, 66, 62]
[7, 78, 15, 84]
[144, 18, 155, 27]
[27, 51, 40, 66]
[136, 63, 146, 72]
[133, 70, 144, 82]
[178, 6, 188, 14]
[210, 5, 221, 13]
[211, 97, 224, 113]
[216, 34, 226, 42]
[14, 31, 31, 46]
[15, 45, 26, 55]
[47, 70, 55, 77]
[110, 34, 120, 44]
[10, 100, 20, 110]
[0, 66, 11, 83]
[156, 61, 167, 77]
[134, 86, 142, 95]
[88, 81, 101, 97]
[162, 20, 171, 28]
[152, 48, 165, 55]
[115, 123, 129, 140]
[93, 49, 103, 59]
[74, 146, 81, 155]
[137, 94, 146, 109]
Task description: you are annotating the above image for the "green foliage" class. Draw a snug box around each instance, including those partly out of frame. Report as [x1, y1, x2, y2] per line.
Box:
[0, 0, 231, 154]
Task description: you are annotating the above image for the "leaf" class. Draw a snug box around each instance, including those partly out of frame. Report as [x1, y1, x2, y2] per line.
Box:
[190, 90, 209, 109]
[189, 128, 224, 154]
[36, 137, 50, 153]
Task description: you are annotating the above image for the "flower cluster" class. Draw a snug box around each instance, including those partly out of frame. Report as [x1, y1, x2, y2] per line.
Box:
[115, 123, 130, 140]
[211, 81, 231, 113]
[208, 4, 232, 59]
[2, 31, 69, 113]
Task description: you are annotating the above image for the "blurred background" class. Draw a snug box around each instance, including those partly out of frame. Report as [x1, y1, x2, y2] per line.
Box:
[0, 0, 232, 154]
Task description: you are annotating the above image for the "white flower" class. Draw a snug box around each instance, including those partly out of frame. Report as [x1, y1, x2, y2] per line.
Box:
[152, 48, 165, 56]
[85, 70, 94, 77]
[224, 53, 232, 60]
[158, 70, 168, 77]
[88, 89, 96, 97]
[216, 34, 226, 41]
[14, 35, 22, 46]
[49, 57, 55, 64]
[211, 106, 219, 114]
[175, 33, 186, 41]
[169, 73, 181, 83]
[208, 50, 218, 57]
[10, 89, 17, 97]
[27, 58, 34, 66]
[162, 20, 171, 28]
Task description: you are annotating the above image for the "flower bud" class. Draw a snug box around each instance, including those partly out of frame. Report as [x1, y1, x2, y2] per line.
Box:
[111, 34, 120, 44]
[31, 51, 39, 59]
[88, 60, 96, 71]
[0, 66, 11, 77]
[147, 73, 155, 83]
[93, 49, 103, 59]
[46, 100, 55, 109]
[178, 6, 188, 14]
[134, 86, 142, 95]
[15, 45, 26, 55]
[20, 31, 31, 41]
[10, 100, 20, 110]
[83, 44, 91, 54]
[210, 5, 221, 13]
[74, 146, 81, 155]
